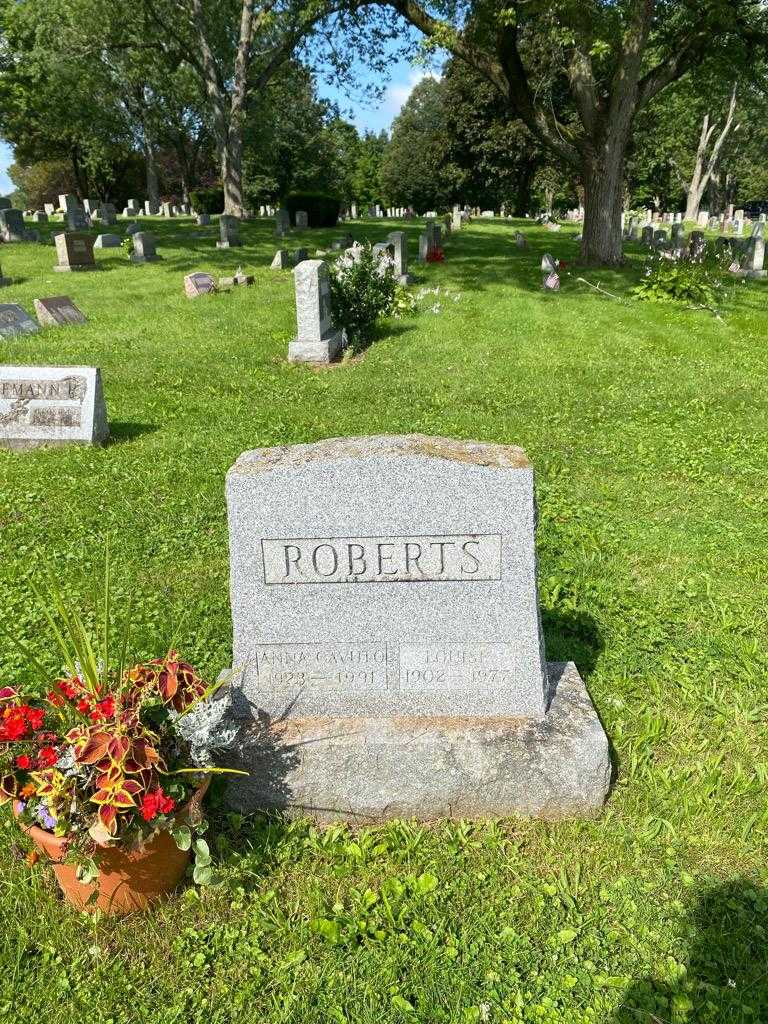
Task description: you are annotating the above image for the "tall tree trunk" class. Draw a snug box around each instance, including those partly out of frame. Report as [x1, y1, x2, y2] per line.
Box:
[143, 138, 160, 207]
[222, 129, 245, 216]
[514, 159, 536, 215]
[580, 145, 625, 266]
[684, 85, 737, 221]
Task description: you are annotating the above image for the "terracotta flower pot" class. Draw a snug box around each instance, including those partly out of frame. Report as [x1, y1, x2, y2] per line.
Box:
[14, 778, 210, 915]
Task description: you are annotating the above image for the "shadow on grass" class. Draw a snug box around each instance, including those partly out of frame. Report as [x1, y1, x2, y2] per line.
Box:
[344, 318, 419, 358]
[542, 606, 603, 679]
[612, 880, 768, 1021]
[107, 422, 158, 444]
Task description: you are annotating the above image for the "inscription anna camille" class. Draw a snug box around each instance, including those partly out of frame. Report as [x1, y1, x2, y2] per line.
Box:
[261, 534, 502, 584]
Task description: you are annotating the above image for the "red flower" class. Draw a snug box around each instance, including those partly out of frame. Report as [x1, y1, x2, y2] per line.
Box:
[76, 698, 92, 715]
[37, 747, 58, 768]
[15, 755, 31, 770]
[25, 708, 45, 731]
[90, 695, 116, 722]
[56, 677, 82, 700]
[46, 691, 65, 708]
[0, 711, 27, 741]
[140, 787, 176, 822]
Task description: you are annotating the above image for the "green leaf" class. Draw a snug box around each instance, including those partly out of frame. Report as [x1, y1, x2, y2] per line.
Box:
[414, 871, 438, 894]
[172, 825, 192, 851]
[391, 995, 415, 1013]
[310, 918, 342, 944]
[194, 838, 211, 866]
[556, 928, 578, 944]
[192, 863, 213, 885]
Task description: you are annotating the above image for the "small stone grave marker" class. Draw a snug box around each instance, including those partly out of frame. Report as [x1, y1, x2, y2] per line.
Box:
[275, 210, 290, 236]
[184, 272, 217, 298]
[33, 296, 87, 327]
[0, 304, 39, 339]
[0, 365, 108, 449]
[94, 234, 121, 249]
[295, 210, 309, 229]
[271, 250, 290, 269]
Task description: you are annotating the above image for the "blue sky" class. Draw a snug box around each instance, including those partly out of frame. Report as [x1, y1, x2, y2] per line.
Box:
[0, 57, 437, 197]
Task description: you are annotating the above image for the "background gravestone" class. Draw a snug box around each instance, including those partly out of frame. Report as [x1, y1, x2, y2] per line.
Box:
[0, 304, 40, 338]
[287, 259, 344, 364]
[222, 435, 610, 821]
[54, 233, 96, 271]
[217, 215, 241, 248]
[33, 296, 87, 326]
[0, 209, 25, 242]
[130, 232, 160, 263]
[0, 365, 108, 449]
[184, 272, 217, 298]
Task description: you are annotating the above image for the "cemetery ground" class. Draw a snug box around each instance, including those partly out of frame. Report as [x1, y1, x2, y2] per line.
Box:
[1, 214, 768, 1024]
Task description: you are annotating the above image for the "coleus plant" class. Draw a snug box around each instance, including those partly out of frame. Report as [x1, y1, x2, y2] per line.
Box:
[0, 557, 241, 862]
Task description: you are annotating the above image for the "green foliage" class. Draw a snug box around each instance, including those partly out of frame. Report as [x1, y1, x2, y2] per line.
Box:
[283, 191, 340, 228]
[381, 77, 454, 213]
[631, 251, 726, 307]
[189, 188, 224, 215]
[7, 160, 78, 210]
[350, 131, 388, 206]
[329, 242, 398, 346]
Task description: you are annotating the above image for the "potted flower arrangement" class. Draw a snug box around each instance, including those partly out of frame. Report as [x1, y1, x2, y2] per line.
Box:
[0, 569, 242, 915]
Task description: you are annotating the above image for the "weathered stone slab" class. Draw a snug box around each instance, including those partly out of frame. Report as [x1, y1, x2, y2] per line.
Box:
[0, 209, 25, 242]
[0, 365, 108, 449]
[225, 661, 610, 821]
[0, 304, 39, 339]
[130, 232, 159, 263]
[34, 296, 87, 326]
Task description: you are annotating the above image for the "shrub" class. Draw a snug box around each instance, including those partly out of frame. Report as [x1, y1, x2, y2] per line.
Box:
[284, 192, 340, 228]
[631, 248, 728, 308]
[189, 188, 224, 215]
[329, 243, 400, 347]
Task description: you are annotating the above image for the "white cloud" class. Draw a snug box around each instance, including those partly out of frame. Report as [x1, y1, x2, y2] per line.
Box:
[384, 68, 441, 117]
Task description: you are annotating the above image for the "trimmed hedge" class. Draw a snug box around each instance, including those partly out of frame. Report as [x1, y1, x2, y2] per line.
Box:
[284, 192, 341, 228]
[189, 188, 224, 214]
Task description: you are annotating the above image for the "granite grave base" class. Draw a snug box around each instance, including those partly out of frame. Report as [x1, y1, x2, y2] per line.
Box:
[223, 661, 610, 822]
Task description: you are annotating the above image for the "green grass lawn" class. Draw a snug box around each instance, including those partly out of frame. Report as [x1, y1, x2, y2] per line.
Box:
[1, 214, 768, 1023]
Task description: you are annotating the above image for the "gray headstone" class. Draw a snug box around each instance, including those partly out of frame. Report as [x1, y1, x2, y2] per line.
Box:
[58, 194, 78, 213]
[54, 233, 96, 271]
[161, 202, 174, 217]
[33, 211, 48, 224]
[93, 233, 122, 249]
[387, 231, 410, 283]
[541, 253, 556, 273]
[292, 248, 309, 266]
[130, 232, 159, 263]
[66, 207, 88, 230]
[196, 213, 211, 226]
[222, 435, 610, 821]
[295, 210, 309, 230]
[0, 304, 39, 338]
[43, 203, 55, 216]
[0, 365, 108, 449]
[217, 215, 241, 248]
[33, 296, 87, 326]
[184, 272, 217, 298]
[275, 209, 291, 236]
[271, 249, 290, 270]
[287, 260, 344, 364]
[418, 233, 429, 262]
[0, 209, 25, 242]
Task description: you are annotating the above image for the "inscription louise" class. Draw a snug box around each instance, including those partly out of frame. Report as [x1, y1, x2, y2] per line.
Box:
[261, 534, 501, 584]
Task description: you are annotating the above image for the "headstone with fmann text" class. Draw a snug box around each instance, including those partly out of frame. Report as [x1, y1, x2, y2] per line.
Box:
[0, 365, 108, 449]
[223, 435, 610, 821]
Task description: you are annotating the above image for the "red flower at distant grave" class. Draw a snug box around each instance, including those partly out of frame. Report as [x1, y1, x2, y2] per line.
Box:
[426, 248, 445, 263]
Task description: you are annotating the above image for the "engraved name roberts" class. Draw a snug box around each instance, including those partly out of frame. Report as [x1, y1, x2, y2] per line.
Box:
[261, 534, 502, 584]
